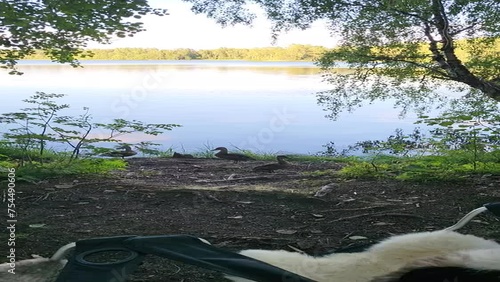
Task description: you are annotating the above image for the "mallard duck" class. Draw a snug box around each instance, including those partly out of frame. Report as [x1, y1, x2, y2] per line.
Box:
[253, 155, 289, 173]
[172, 152, 195, 159]
[213, 147, 255, 163]
[101, 145, 137, 159]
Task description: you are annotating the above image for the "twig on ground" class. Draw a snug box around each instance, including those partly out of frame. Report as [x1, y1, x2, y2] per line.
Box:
[195, 176, 272, 183]
[321, 204, 396, 213]
[328, 209, 413, 223]
[287, 245, 307, 254]
[371, 213, 425, 220]
[171, 264, 181, 274]
[34, 191, 55, 202]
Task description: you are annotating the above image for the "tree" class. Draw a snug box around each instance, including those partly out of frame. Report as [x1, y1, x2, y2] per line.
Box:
[183, 0, 500, 117]
[0, 0, 168, 74]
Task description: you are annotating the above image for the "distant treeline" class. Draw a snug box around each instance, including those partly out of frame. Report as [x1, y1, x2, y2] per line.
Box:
[25, 40, 499, 62]
[26, 44, 331, 61]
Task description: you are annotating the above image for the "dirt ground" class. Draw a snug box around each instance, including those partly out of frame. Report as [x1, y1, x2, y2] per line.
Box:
[3, 157, 500, 281]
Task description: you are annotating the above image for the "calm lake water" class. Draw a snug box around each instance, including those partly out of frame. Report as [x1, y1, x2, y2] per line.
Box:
[2, 60, 429, 154]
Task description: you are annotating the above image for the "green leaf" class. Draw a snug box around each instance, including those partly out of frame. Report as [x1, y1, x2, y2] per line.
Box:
[438, 122, 455, 127]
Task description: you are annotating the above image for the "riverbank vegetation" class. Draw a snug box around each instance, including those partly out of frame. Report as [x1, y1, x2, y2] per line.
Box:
[25, 45, 330, 61]
[22, 40, 500, 63]
[0, 93, 180, 181]
[1, 1, 499, 184]
[1, 94, 499, 183]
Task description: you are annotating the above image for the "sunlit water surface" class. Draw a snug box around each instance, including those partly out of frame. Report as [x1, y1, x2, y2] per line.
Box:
[1, 60, 439, 154]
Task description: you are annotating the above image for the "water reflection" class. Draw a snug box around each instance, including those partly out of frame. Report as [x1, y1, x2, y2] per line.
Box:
[2, 61, 421, 154]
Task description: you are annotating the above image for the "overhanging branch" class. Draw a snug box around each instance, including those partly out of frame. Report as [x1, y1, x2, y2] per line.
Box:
[429, 0, 500, 101]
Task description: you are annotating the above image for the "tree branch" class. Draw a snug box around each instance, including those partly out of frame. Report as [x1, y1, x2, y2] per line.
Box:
[450, 24, 477, 36]
[429, 0, 500, 100]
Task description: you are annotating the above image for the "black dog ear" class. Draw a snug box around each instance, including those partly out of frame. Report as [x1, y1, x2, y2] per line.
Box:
[485, 202, 500, 217]
[377, 266, 500, 282]
[372, 248, 500, 282]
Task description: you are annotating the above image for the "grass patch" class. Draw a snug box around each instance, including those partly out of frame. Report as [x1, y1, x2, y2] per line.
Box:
[0, 157, 127, 182]
[336, 151, 500, 182]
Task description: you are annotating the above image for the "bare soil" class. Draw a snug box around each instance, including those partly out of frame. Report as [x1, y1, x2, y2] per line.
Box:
[3, 157, 500, 281]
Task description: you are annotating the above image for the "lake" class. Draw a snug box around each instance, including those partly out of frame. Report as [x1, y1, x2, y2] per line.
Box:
[2, 60, 428, 154]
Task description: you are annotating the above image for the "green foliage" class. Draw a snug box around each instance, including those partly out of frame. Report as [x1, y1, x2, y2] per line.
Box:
[95, 119, 180, 137]
[321, 128, 432, 166]
[0, 0, 168, 74]
[0, 92, 70, 164]
[416, 93, 500, 169]
[336, 151, 500, 182]
[320, 87, 500, 182]
[0, 93, 180, 178]
[12, 158, 126, 181]
[337, 162, 392, 179]
[0, 143, 127, 181]
[185, 0, 500, 115]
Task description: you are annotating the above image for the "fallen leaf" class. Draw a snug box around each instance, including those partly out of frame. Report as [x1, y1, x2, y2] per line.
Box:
[349, 236, 368, 240]
[29, 224, 46, 228]
[276, 229, 297, 235]
[236, 201, 254, 204]
[314, 183, 336, 197]
[373, 222, 394, 226]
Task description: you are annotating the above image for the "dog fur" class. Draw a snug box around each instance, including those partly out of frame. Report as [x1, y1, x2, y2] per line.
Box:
[225, 230, 500, 282]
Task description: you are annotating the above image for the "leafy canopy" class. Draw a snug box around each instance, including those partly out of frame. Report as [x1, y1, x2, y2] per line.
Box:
[0, 0, 167, 74]
[184, 0, 500, 116]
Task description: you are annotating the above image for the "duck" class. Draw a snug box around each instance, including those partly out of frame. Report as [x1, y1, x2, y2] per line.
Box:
[172, 152, 195, 159]
[253, 155, 289, 173]
[101, 145, 137, 159]
[213, 147, 255, 163]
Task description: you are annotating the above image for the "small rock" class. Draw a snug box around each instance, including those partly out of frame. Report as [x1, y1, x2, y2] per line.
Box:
[373, 222, 394, 226]
[276, 229, 297, 235]
[349, 236, 368, 240]
[314, 183, 337, 197]
[29, 224, 46, 228]
[236, 201, 254, 204]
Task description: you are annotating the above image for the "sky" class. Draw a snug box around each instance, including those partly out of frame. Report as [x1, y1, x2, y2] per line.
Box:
[88, 0, 339, 50]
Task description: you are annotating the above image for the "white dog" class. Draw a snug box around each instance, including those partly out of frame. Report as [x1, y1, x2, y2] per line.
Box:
[226, 230, 500, 281]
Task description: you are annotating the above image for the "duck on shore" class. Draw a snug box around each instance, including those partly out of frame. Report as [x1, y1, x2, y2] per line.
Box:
[253, 155, 289, 173]
[172, 152, 195, 159]
[213, 147, 255, 163]
[101, 145, 137, 159]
